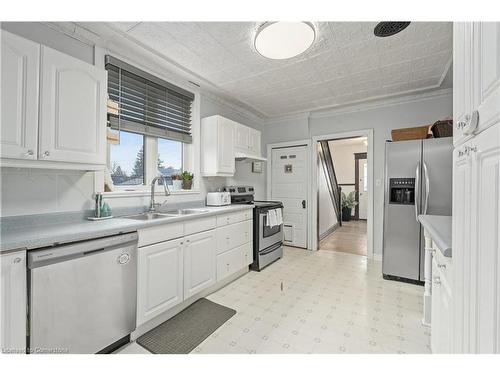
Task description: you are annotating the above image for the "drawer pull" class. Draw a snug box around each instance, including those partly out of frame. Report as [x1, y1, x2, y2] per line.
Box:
[438, 264, 446, 269]
[433, 277, 441, 286]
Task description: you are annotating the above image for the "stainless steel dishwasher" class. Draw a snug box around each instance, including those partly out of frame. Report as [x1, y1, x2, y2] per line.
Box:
[28, 232, 138, 354]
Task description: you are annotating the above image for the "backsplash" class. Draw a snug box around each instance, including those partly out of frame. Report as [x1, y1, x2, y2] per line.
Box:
[0, 168, 95, 217]
[0, 165, 264, 217]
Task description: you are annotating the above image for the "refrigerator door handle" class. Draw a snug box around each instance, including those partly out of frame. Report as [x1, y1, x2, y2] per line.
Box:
[423, 161, 430, 215]
[415, 162, 420, 221]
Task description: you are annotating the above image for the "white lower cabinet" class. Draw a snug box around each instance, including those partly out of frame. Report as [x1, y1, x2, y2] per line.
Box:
[137, 238, 184, 326]
[136, 210, 253, 327]
[431, 253, 452, 354]
[183, 230, 217, 299]
[1, 250, 27, 353]
[216, 242, 252, 282]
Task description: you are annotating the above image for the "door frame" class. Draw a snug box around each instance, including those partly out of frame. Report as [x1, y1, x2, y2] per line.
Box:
[311, 129, 374, 258]
[267, 139, 313, 250]
[354, 152, 367, 220]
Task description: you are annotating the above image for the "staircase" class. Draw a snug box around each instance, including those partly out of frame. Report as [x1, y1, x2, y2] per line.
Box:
[318, 140, 342, 227]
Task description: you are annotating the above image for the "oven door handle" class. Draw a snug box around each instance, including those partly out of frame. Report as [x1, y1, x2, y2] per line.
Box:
[260, 242, 283, 255]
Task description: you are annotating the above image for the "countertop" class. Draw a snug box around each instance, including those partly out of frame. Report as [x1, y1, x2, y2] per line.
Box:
[0, 204, 254, 254]
[418, 215, 452, 257]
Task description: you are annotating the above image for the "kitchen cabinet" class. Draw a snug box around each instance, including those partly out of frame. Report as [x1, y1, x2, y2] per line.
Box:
[216, 219, 252, 254]
[234, 122, 261, 156]
[430, 251, 453, 354]
[452, 22, 500, 354]
[1, 31, 40, 160]
[1, 250, 27, 353]
[201, 115, 235, 176]
[135, 209, 253, 327]
[39, 46, 107, 165]
[234, 122, 250, 153]
[472, 22, 500, 136]
[183, 230, 217, 299]
[137, 238, 184, 326]
[452, 122, 500, 353]
[453, 22, 474, 147]
[0, 32, 107, 168]
[453, 22, 500, 147]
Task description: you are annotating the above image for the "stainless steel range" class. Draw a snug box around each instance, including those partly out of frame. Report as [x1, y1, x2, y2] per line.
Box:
[222, 186, 284, 271]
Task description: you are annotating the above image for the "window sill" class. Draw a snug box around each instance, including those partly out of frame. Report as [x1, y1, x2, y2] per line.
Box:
[102, 189, 200, 198]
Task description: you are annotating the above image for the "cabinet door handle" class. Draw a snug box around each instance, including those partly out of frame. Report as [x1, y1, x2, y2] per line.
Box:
[24, 150, 34, 157]
[438, 264, 446, 269]
[186, 239, 190, 242]
[433, 277, 441, 285]
[43, 151, 50, 157]
[13, 257, 22, 264]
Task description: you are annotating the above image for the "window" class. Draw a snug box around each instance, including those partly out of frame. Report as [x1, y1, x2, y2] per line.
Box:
[157, 138, 183, 185]
[105, 56, 194, 190]
[110, 131, 145, 186]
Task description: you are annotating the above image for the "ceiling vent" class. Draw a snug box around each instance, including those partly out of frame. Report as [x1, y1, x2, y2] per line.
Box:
[374, 22, 411, 37]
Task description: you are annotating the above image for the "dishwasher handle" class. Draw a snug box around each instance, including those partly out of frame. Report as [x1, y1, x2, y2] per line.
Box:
[28, 232, 138, 269]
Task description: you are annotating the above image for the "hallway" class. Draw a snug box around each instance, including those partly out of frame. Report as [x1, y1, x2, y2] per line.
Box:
[319, 220, 367, 256]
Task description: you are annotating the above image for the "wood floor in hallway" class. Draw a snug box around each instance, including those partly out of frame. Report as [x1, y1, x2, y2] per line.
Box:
[319, 220, 367, 256]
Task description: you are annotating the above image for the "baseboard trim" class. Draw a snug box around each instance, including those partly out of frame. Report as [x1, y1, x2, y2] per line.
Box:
[319, 222, 339, 241]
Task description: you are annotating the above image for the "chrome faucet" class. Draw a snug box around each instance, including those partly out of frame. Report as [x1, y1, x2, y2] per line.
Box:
[150, 176, 170, 212]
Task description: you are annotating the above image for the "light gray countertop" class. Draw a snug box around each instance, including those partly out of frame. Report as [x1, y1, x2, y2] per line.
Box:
[418, 215, 452, 257]
[0, 204, 253, 253]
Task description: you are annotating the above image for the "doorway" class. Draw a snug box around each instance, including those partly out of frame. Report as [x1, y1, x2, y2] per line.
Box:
[315, 136, 370, 256]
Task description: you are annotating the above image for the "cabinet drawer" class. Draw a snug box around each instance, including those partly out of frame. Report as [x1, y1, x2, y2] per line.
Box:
[216, 209, 253, 227]
[216, 244, 246, 281]
[184, 216, 216, 236]
[216, 220, 252, 254]
[138, 223, 184, 247]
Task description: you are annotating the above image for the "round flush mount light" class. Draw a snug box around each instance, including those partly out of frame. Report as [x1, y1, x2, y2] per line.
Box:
[254, 22, 315, 60]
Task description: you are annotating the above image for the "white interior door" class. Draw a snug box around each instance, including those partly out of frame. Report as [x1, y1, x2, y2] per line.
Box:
[271, 146, 308, 248]
[358, 159, 368, 220]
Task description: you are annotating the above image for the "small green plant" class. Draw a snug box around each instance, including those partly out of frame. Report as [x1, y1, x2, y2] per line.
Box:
[341, 191, 358, 209]
[181, 171, 194, 181]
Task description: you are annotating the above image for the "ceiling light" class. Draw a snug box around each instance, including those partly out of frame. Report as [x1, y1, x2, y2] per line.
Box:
[254, 22, 315, 60]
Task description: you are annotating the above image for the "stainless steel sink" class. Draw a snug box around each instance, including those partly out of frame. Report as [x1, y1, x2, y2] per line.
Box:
[162, 209, 210, 216]
[125, 212, 170, 221]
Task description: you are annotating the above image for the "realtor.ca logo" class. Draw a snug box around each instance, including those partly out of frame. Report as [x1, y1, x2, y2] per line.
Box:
[2, 347, 70, 354]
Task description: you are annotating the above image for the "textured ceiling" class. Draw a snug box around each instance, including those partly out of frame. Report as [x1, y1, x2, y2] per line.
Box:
[95, 22, 453, 118]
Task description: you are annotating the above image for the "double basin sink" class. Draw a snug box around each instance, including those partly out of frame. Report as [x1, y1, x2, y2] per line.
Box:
[126, 209, 209, 221]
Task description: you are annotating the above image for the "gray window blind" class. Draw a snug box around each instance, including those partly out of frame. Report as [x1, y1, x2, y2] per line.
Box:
[105, 56, 194, 143]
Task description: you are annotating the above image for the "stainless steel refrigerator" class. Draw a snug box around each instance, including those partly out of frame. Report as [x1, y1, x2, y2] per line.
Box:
[382, 137, 453, 283]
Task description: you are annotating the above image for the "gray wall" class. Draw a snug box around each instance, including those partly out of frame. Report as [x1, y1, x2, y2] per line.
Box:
[262, 93, 453, 255]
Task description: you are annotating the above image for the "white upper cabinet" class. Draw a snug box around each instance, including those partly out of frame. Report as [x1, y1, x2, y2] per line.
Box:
[1, 31, 39, 160]
[472, 22, 500, 135]
[453, 22, 474, 146]
[248, 127, 261, 156]
[39, 46, 107, 165]
[454, 22, 500, 146]
[234, 121, 261, 156]
[201, 115, 235, 176]
[234, 122, 250, 153]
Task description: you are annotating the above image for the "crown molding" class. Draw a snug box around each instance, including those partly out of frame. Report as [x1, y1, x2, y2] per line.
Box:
[263, 112, 311, 126]
[309, 87, 453, 119]
[200, 91, 265, 124]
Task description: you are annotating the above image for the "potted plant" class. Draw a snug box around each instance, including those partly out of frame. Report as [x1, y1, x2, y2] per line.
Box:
[181, 171, 194, 190]
[341, 191, 358, 222]
[171, 174, 183, 190]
